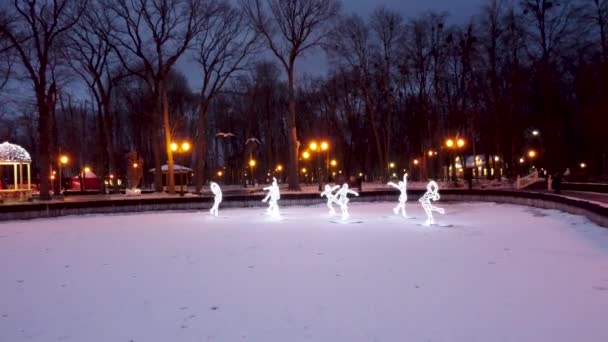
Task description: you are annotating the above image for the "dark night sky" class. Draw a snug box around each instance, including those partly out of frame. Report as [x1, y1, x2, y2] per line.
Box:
[180, 0, 485, 90]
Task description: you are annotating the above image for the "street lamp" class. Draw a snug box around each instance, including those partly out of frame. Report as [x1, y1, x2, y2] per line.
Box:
[528, 150, 536, 158]
[172, 141, 191, 196]
[81, 166, 91, 191]
[58, 155, 69, 194]
[446, 137, 466, 181]
[249, 159, 256, 186]
[320, 141, 329, 183]
[413, 159, 419, 165]
[580, 162, 587, 169]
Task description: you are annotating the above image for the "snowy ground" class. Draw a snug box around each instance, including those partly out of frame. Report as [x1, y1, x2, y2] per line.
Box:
[1, 202, 608, 342]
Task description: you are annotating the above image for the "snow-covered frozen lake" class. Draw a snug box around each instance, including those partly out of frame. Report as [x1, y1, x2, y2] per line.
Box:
[1, 202, 608, 342]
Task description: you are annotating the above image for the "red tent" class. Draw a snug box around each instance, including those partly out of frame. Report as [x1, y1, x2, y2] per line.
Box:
[70, 170, 101, 191]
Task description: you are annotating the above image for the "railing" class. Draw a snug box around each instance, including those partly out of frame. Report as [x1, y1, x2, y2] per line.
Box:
[516, 170, 540, 190]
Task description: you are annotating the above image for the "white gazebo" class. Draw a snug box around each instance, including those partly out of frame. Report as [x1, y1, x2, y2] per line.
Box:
[0, 141, 32, 201]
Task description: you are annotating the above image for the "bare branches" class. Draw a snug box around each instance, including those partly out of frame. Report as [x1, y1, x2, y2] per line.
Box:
[196, 1, 261, 100]
[242, 0, 339, 70]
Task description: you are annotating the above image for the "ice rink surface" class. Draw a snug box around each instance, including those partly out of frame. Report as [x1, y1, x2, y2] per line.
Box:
[1, 202, 608, 342]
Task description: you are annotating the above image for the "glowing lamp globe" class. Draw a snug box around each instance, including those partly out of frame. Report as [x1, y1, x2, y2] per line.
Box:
[457, 139, 465, 148]
[320, 141, 329, 151]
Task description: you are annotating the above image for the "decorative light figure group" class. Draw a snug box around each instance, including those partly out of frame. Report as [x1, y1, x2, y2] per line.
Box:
[207, 174, 445, 226]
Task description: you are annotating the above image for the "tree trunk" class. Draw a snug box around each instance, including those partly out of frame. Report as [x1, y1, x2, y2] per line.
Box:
[96, 103, 107, 194]
[160, 80, 175, 194]
[364, 89, 385, 181]
[195, 99, 209, 193]
[103, 107, 118, 194]
[36, 91, 51, 200]
[152, 86, 163, 192]
[287, 67, 300, 190]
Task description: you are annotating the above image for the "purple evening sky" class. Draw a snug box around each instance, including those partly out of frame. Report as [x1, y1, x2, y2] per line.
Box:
[180, 0, 485, 90]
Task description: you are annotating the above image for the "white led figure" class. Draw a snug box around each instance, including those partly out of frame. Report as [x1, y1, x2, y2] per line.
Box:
[418, 180, 445, 226]
[209, 182, 222, 217]
[387, 173, 408, 217]
[320, 184, 340, 214]
[335, 183, 359, 220]
[262, 177, 280, 218]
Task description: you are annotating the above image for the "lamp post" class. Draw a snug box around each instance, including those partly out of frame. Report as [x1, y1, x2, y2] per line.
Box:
[248, 159, 256, 186]
[302, 150, 310, 185]
[330, 159, 337, 181]
[171, 141, 191, 196]
[82, 166, 91, 191]
[320, 141, 329, 181]
[275, 164, 283, 182]
[309, 140, 329, 190]
[59, 155, 68, 194]
[445, 137, 466, 182]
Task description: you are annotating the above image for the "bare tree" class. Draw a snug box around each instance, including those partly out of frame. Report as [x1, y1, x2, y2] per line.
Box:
[327, 15, 386, 178]
[105, 0, 208, 193]
[66, 2, 129, 193]
[242, 0, 340, 190]
[194, 1, 260, 193]
[0, 0, 87, 199]
[586, 0, 608, 62]
[370, 7, 405, 180]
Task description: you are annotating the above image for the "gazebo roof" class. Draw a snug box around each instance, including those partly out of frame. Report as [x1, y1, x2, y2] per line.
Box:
[0, 141, 32, 163]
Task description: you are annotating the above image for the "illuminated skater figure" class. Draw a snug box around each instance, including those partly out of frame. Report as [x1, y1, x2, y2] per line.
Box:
[320, 184, 340, 214]
[335, 183, 359, 220]
[418, 181, 445, 226]
[387, 173, 408, 217]
[209, 182, 222, 217]
[262, 177, 280, 218]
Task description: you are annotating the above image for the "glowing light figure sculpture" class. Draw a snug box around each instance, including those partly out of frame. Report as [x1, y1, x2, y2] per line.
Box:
[418, 181, 445, 226]
[335, 183, 359, 220]
[209, 182, 222, 217]
[387, 173, 408, 217]
[262, 177, 280, 218]
[320, 184, 340, 214]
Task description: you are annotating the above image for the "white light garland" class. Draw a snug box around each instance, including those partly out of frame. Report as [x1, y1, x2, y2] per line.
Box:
[387, 173, 408, 217]
[419, 180, 445, 226]
[209, 182, 222, 217]
[0, 142, 32, 162]
[262, 177, 280, 218]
